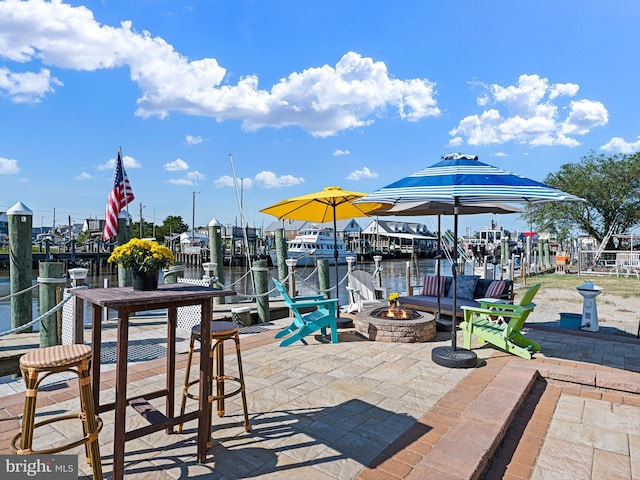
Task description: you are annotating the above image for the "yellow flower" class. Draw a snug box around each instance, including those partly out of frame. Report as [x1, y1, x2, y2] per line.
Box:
[108, 238, 174, 272]
[387, 292, 400, 302]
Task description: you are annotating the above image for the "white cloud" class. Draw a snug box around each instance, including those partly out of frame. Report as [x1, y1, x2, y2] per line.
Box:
[450, 74, 608, 147]
[561, 99, 608, 135]
[600, 136, 640, 154]
[493, 152, 507, 157]
[187, 170, 205, 182]
[0, 2, 440, 136]
[333, 149, 350, 156]
[213, 176, 253, 189]
[254, 171, 304, 188]
[214, 175, 235, 188]
[74, 172, 92, 180]
[185, 135, 203, 146]
[347, 167, 378, 180]
[98, 154, 141, 170]
[0, 157, 19, 174]
[0, 67, 62, 103]
[167, 178, 194, 186]
[164, 158, 189, 171]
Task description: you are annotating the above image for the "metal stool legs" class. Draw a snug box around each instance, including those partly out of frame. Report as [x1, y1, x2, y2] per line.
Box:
[11, 345, 103, 480]
[178, 321, 250, 442]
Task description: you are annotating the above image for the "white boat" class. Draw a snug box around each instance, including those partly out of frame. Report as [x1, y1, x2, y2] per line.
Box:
[271, 227, 355, 267]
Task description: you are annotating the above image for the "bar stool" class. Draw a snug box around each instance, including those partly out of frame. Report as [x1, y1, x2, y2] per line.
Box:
[11, 344, 103, 480]
[178, 320, 250, 443]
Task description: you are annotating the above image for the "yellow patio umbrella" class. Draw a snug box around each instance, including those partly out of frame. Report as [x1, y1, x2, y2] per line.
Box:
[260, 186, 384, 304]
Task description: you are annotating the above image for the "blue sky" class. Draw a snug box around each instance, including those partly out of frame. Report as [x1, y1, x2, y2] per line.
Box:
[1, 0, 638, 236]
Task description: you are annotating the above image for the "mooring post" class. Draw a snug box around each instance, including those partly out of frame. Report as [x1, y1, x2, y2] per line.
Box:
[117, 212, 133, 287]
[275, 228, 288, 284]
[317, 259, 330, 298]
[38, 262, 66, 347]
[253, 259, 270, 323]
[208, 218, 226, 304]
[7, 201, 33, 333]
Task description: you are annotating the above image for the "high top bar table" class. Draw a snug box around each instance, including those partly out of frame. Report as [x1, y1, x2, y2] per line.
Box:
[72, 283, 235, 480]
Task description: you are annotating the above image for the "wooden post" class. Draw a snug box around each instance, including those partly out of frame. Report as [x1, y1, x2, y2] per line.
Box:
[275, 228, 288, 284]
[8, 201, 33, 333]
[209, 221, 226, 305]
[117, 214, 133, 287]
[317, 259, 330, 298]
[253, 260, 270, 323]
[38, 262, 66, 347]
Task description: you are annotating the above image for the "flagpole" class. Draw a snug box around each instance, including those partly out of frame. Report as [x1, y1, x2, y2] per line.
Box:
[119, 147, 132, 228]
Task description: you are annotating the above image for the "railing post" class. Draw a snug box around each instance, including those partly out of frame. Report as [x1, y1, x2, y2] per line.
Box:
[285, 259, 297, 298]
[405, 261, 411, 295]
[252, 259, 270, 323]
[373, 255, 383, 289]
[38, 262, 66, 347]
[67, 267, 88, 344]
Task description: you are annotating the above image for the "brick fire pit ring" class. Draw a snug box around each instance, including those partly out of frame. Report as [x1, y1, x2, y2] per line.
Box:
[354, 307, 436, 343]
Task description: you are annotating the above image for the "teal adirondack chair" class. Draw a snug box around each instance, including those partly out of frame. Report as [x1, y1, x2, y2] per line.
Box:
[459, 283, 541, 359]
[272, 278, 339, 347]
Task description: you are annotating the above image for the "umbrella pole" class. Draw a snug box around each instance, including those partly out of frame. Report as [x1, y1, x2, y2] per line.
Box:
[436, 215, 441, 324]
[432, 198, 477, 368]
[333, 215, 346, 324]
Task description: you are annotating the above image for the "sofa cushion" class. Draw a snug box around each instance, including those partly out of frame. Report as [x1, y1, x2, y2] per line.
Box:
[449, 275, 480, 300]
[485, 280, 506, 298]
[422, 275, 446, 297]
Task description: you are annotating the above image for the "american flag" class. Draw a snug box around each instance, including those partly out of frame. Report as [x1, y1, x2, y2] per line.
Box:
[102, 150, 135, 240]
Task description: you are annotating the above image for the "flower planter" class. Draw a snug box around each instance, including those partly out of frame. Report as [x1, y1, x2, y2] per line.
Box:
[132, 269, 159, 291]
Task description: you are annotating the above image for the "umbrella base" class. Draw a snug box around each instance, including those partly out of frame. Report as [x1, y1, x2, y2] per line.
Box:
[432, 346, 477, 368]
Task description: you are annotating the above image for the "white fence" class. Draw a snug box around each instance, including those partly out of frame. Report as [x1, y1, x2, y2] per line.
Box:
[578, 249, 640, 277]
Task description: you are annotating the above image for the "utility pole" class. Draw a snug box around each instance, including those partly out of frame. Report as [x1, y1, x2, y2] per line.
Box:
[192, 191, 200, 244]
[139, 202, 144, 238]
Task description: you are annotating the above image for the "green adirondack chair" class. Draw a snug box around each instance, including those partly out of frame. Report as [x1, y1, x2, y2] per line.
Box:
[459, 283, 541, 359]
[272, 278, 339, 347]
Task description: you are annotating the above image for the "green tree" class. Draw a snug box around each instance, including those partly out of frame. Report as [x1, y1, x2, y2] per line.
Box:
[521, 151, 640, 248]
[154, 215, 189, 241]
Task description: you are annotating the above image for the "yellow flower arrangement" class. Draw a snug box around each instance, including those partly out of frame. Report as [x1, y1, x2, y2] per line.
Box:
[108, 238, 175, 272]
[387, 292, 400, 303]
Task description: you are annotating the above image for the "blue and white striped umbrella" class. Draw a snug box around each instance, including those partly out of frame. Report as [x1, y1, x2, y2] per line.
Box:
[357, 153, 583, 368]
[359, 153, 583, 207]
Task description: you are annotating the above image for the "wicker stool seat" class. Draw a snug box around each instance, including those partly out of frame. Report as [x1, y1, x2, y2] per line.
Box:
[11, 344, 103, 480]
[178, 321, 250, 443]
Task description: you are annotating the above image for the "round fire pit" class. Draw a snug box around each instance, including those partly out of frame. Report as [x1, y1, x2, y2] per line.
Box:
[354, 306, 436, 343]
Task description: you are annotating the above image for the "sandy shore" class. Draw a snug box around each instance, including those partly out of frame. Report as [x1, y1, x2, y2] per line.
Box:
[518, 282, 639, 337]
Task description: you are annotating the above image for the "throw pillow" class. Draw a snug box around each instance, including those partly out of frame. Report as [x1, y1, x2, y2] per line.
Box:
[452, 275, 479, 300]
[485, 280, 505, 298]
[422, 275, 446, 297]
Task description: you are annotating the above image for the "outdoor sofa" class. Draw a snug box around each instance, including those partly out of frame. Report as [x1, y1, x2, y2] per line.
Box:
[398, 274, 514, 319]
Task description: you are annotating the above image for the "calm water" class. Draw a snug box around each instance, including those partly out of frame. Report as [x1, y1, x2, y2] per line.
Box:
[0, 257, 470, 334]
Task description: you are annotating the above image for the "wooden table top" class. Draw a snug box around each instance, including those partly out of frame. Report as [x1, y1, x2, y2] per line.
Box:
[71, 284, 236, 309]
